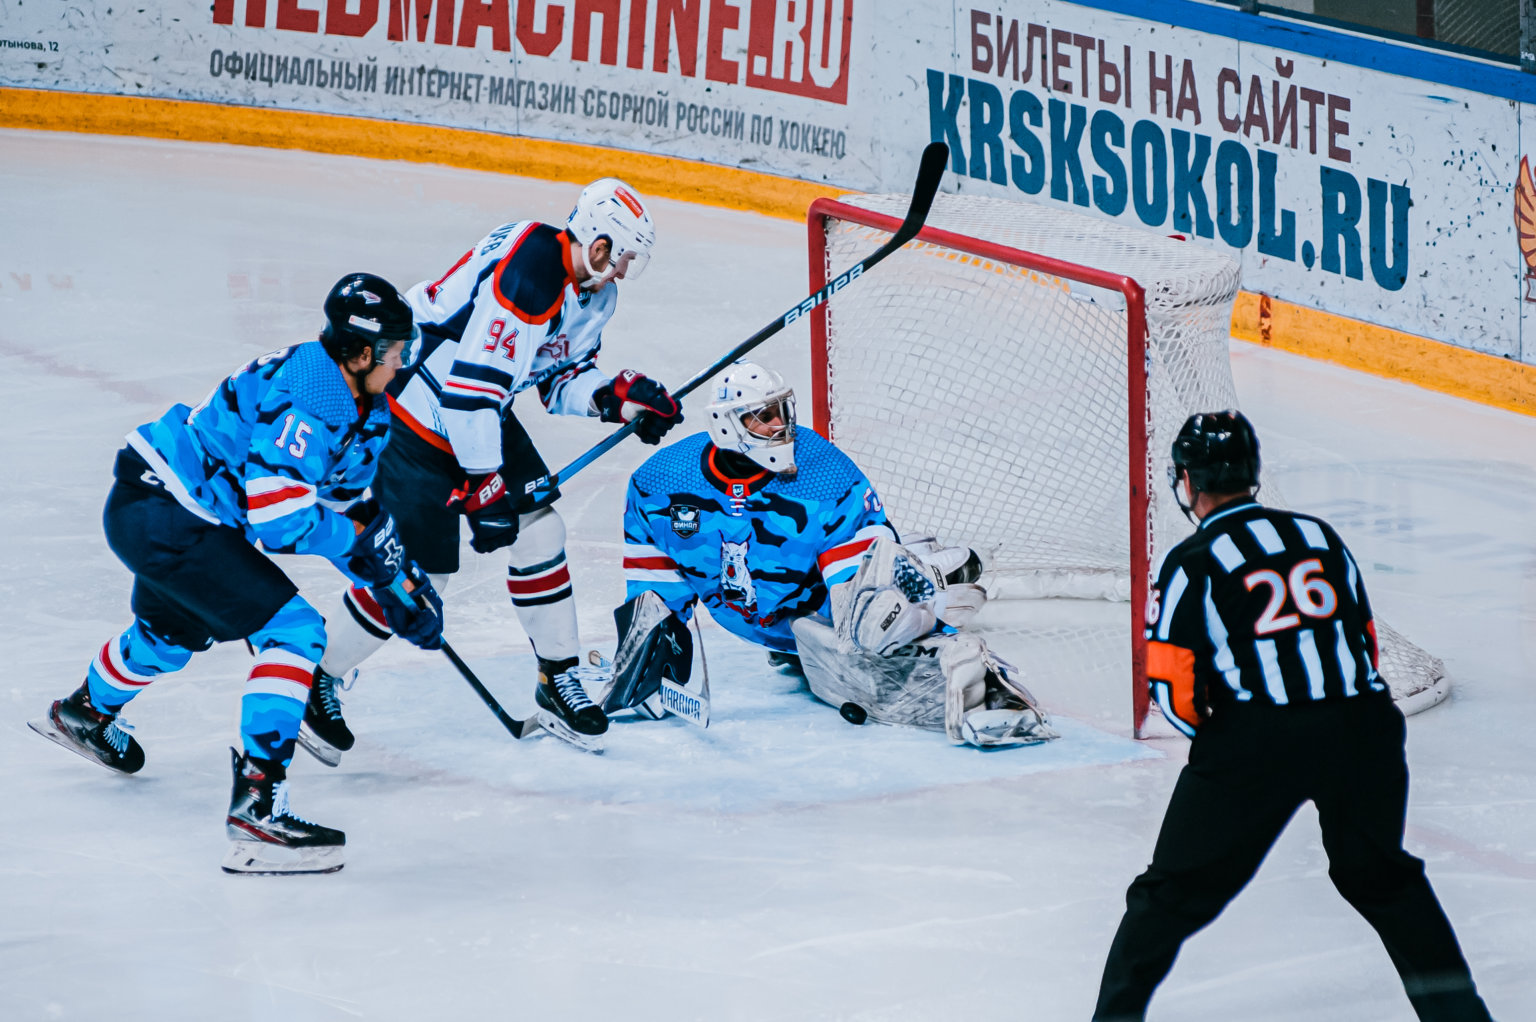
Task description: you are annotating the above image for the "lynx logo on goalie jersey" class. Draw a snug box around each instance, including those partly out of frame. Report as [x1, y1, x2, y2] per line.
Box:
[720, 538, 758, 616]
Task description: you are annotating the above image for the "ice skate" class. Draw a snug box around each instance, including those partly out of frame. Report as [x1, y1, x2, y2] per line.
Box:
[297, 667, 354, 767]
[222, 749, 345, 875]
[534, 657, 607, 753]
[28, 684, 145, 774]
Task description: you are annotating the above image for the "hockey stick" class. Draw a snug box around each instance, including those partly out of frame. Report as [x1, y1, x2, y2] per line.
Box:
[517, 141, 951, 504]
[439, 640, 542, 739]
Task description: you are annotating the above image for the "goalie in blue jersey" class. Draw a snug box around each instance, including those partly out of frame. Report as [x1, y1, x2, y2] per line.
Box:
[599, 361, 1056, 748]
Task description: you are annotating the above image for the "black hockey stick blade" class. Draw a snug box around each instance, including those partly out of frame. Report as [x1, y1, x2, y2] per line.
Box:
[440, 640, 541, 739]
[518, 141, 949, 502]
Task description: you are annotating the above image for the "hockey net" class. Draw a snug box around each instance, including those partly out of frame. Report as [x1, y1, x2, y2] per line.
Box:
[808, 193, 1449, 735]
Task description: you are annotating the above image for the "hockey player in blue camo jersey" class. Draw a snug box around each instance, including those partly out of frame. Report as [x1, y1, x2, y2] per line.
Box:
[600, 361, 1057, 748]
[29, 274, 445, 876]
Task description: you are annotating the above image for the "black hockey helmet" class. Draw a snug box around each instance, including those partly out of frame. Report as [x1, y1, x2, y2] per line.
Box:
[319, 273, 420, 367]
[1169, 410, 1261, 495]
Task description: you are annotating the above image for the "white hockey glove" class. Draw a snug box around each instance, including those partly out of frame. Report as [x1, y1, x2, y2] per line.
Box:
[840, 538, 987, 656]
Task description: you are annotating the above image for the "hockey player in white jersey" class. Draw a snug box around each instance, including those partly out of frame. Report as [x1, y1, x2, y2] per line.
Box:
[302, 178, 684, 758]
[602, 361, 1056, 748]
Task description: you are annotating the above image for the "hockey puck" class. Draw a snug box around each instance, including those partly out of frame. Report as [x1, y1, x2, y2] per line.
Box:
[839, 702, 868, 725]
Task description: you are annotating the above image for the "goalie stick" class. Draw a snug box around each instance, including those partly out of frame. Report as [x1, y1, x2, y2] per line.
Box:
[515, 141, 951, 505]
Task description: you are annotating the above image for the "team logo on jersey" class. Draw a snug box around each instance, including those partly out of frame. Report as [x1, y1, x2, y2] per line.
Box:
[720, 538, 758, 616]
[668, 504, 701, 537]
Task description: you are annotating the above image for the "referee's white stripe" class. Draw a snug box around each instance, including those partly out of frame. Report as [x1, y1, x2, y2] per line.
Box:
[1297, 629, 1327, 700]
[1296, 519, 1330, 551]
[1210, 534, 1245, 573]
[1204, 582, 1249, 700]
[1334, 620, 1359, 697]
[1247, 519, 1286, 555]
[1256, 638, 1288, 704]
[1158, 568, 1189, 642]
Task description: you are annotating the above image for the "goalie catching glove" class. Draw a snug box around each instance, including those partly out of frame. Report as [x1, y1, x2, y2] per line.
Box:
[841, 538, 987, 656]
[593, 370, 683, 445]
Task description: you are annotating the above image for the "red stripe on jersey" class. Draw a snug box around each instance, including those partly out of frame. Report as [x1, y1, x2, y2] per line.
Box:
[247, 484, 312, 510]
[623, 555, 678, 571]
[349, 586, 389, 628]
[425, 249, 473, 303]
[443, 379, 507, 399]
[817, 537, 874, 571]
[1365, 619, 1380, 671]
[507, 565, 571, 595]
[249, 662, 315, 688]
[387, 395, 455, 454]
[1147, 640, 1199, 728]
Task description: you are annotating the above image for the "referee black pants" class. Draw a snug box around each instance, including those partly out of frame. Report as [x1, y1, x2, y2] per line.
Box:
[1093, 696, 1491, 1022]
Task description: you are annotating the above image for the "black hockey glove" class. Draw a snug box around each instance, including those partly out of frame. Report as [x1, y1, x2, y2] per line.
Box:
[373, 566, 444, 650]
[347, 505, 409, 589]
[593, 370, 684, 445]
[450, 471, 520, 554]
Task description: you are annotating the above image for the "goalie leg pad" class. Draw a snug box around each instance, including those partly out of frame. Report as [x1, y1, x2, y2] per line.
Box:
[943, 637, 1058, 747]
[597, 591, 693, 714]
[794, 615, 948, 732]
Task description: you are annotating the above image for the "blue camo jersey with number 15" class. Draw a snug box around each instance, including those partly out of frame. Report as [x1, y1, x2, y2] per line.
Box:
[126, 341, 389, 580]
[622, 429, 896, 653]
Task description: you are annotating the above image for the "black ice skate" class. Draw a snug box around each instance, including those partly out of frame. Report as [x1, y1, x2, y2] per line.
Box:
[297, 668, 354, 767]
[222, 749, 345, 875]
[28, 684, 145, 774]
[534, 657, 608, 753]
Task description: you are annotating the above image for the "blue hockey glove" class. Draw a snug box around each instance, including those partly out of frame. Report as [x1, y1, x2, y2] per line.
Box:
[594, 370, 683, 445]
[347, 505, 409, 589]
[374, 567, 444, 651]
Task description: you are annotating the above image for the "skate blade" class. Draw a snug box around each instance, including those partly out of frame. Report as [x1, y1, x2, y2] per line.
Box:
[27, 716, 132, 774]
[221, 840, 345, 876]
[534, 710, 605, 754]
[296, 723, 343, 767]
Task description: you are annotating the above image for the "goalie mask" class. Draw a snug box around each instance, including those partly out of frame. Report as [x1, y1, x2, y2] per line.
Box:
[566, 177, 655, 290]
[706, 361, 797, 473]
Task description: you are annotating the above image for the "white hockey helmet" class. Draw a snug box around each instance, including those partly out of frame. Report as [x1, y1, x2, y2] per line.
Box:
[566, 177, 655, 289]
[706, 361, 797, 473]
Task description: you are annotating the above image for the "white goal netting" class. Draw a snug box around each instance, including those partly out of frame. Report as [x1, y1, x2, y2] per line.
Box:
[813, 192, 1448, 726]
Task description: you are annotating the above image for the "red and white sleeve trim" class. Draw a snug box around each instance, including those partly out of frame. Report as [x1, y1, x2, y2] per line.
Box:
[244, 648, 316, 703]
[623, 542, 681, 584]
[817, 526, 887, 582]
[246, 475, 318, 526]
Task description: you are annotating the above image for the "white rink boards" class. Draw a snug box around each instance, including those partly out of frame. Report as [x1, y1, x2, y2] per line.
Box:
[0, 131, 1532, 1021]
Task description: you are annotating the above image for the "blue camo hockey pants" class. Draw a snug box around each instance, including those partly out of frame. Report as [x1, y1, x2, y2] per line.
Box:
[90, 468, 327, 767]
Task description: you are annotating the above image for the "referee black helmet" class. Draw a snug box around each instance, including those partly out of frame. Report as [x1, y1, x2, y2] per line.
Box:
[1170, 410, 1261, 495]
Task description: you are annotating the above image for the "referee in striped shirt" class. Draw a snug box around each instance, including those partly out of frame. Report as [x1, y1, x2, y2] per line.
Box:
[1092, 411, 1493, 1022]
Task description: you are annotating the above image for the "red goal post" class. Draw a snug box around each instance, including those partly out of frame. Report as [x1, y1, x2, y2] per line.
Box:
[807, 196, 1157, 734]
[806, 192, 1448, 736]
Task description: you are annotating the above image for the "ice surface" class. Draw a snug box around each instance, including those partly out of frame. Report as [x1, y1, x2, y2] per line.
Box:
[1, 131, 1532, 1021]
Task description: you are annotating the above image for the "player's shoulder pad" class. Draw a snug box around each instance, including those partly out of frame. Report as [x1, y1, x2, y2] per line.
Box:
[278, 341, 357, 430]
[769, 427, 871, 501]
[631, 431, 711, 493]
[493, 222, 573, 324]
